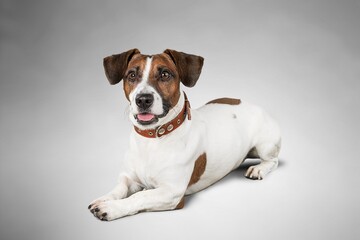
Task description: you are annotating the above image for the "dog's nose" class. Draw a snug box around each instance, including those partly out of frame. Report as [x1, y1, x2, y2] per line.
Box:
[135, 94, 154, 110]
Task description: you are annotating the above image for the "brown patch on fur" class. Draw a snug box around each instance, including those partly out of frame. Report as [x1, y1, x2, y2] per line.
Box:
[188, 153, 207, 186]
[175, 197, 185, 209]
[175, 153, 206, 210]
[206, 98, 241, 105]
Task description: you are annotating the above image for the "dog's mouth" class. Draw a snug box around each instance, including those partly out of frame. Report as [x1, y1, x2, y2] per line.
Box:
[135, 107, 170, 126]
[135, 113, 158, 125]
[134, 100, 171, 126]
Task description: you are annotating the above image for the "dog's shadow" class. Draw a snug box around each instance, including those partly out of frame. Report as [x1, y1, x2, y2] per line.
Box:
[183, 159, 285, 207]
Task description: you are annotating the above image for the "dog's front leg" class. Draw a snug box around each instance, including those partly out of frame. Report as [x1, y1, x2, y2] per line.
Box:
[88, 175, 141, 211]
[91, 186, 185, 221]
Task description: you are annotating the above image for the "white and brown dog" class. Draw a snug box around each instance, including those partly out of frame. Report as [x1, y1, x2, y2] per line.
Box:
[88, 49, 281, 221]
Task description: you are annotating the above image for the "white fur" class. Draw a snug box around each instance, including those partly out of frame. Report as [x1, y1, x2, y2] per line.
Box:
[89, 89, 281, 220]
[142, 56, 152, 82]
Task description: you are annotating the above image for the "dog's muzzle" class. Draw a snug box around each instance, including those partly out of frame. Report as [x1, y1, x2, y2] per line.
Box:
[134, 93, 157, 125]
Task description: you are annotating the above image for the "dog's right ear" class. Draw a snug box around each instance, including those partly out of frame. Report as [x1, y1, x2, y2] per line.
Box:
[103, 49, 140, 85]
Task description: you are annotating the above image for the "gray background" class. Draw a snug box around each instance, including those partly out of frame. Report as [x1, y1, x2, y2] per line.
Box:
[1, 0, 359, 239]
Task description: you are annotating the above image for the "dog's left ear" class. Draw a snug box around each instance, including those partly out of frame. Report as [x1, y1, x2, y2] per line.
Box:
[164, 49, 204, 87]
[103, 48, 140, 85]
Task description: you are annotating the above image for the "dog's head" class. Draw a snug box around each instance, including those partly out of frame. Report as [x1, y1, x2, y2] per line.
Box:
[103, 49, 204, 129]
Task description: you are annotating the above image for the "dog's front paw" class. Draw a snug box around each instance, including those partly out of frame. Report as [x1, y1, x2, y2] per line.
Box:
[89, 200, 129, 221]
[89, 200, 117, 221]
[88, 195, 114, 212]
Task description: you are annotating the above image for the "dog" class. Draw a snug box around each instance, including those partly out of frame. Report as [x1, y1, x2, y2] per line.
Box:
[88, 49, 281, 221]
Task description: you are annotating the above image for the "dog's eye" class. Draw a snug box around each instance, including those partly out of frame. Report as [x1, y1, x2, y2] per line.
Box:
[128, 72, 137, 82]
[160, 71, 171, 81]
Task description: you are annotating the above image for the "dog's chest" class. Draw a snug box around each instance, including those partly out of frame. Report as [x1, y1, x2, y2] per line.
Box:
[130, 138, 186, 189]
[133, 152, 165, 188]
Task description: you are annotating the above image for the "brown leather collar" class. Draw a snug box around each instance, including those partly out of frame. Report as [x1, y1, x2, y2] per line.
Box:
[134, 93, 191, 138]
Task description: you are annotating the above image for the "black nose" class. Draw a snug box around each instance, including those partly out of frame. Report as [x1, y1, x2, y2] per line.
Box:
[135, 94, 154, 110]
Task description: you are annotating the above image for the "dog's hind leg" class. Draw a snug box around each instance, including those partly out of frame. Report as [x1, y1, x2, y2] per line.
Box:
[245, 140, 281, 180]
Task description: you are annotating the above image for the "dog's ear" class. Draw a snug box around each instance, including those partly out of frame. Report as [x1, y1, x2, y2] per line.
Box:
[163, 49, 204, 87]
[103, 48, 140, 85]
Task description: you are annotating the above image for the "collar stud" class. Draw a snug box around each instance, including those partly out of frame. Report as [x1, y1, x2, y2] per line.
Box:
[167, 124, 174, 131]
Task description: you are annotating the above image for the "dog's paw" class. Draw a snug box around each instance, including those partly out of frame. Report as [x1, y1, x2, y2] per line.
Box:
[245, 165, 265, 180]
[245, 161, 276, 180]
[88, 195, 114, 212]
[89, 201, 117, 221]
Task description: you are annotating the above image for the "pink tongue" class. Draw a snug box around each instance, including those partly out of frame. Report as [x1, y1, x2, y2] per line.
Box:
[137, 113, 155, 121]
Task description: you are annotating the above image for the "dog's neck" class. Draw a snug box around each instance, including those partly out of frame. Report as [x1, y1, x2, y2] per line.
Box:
[132, 91, 191, 138]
